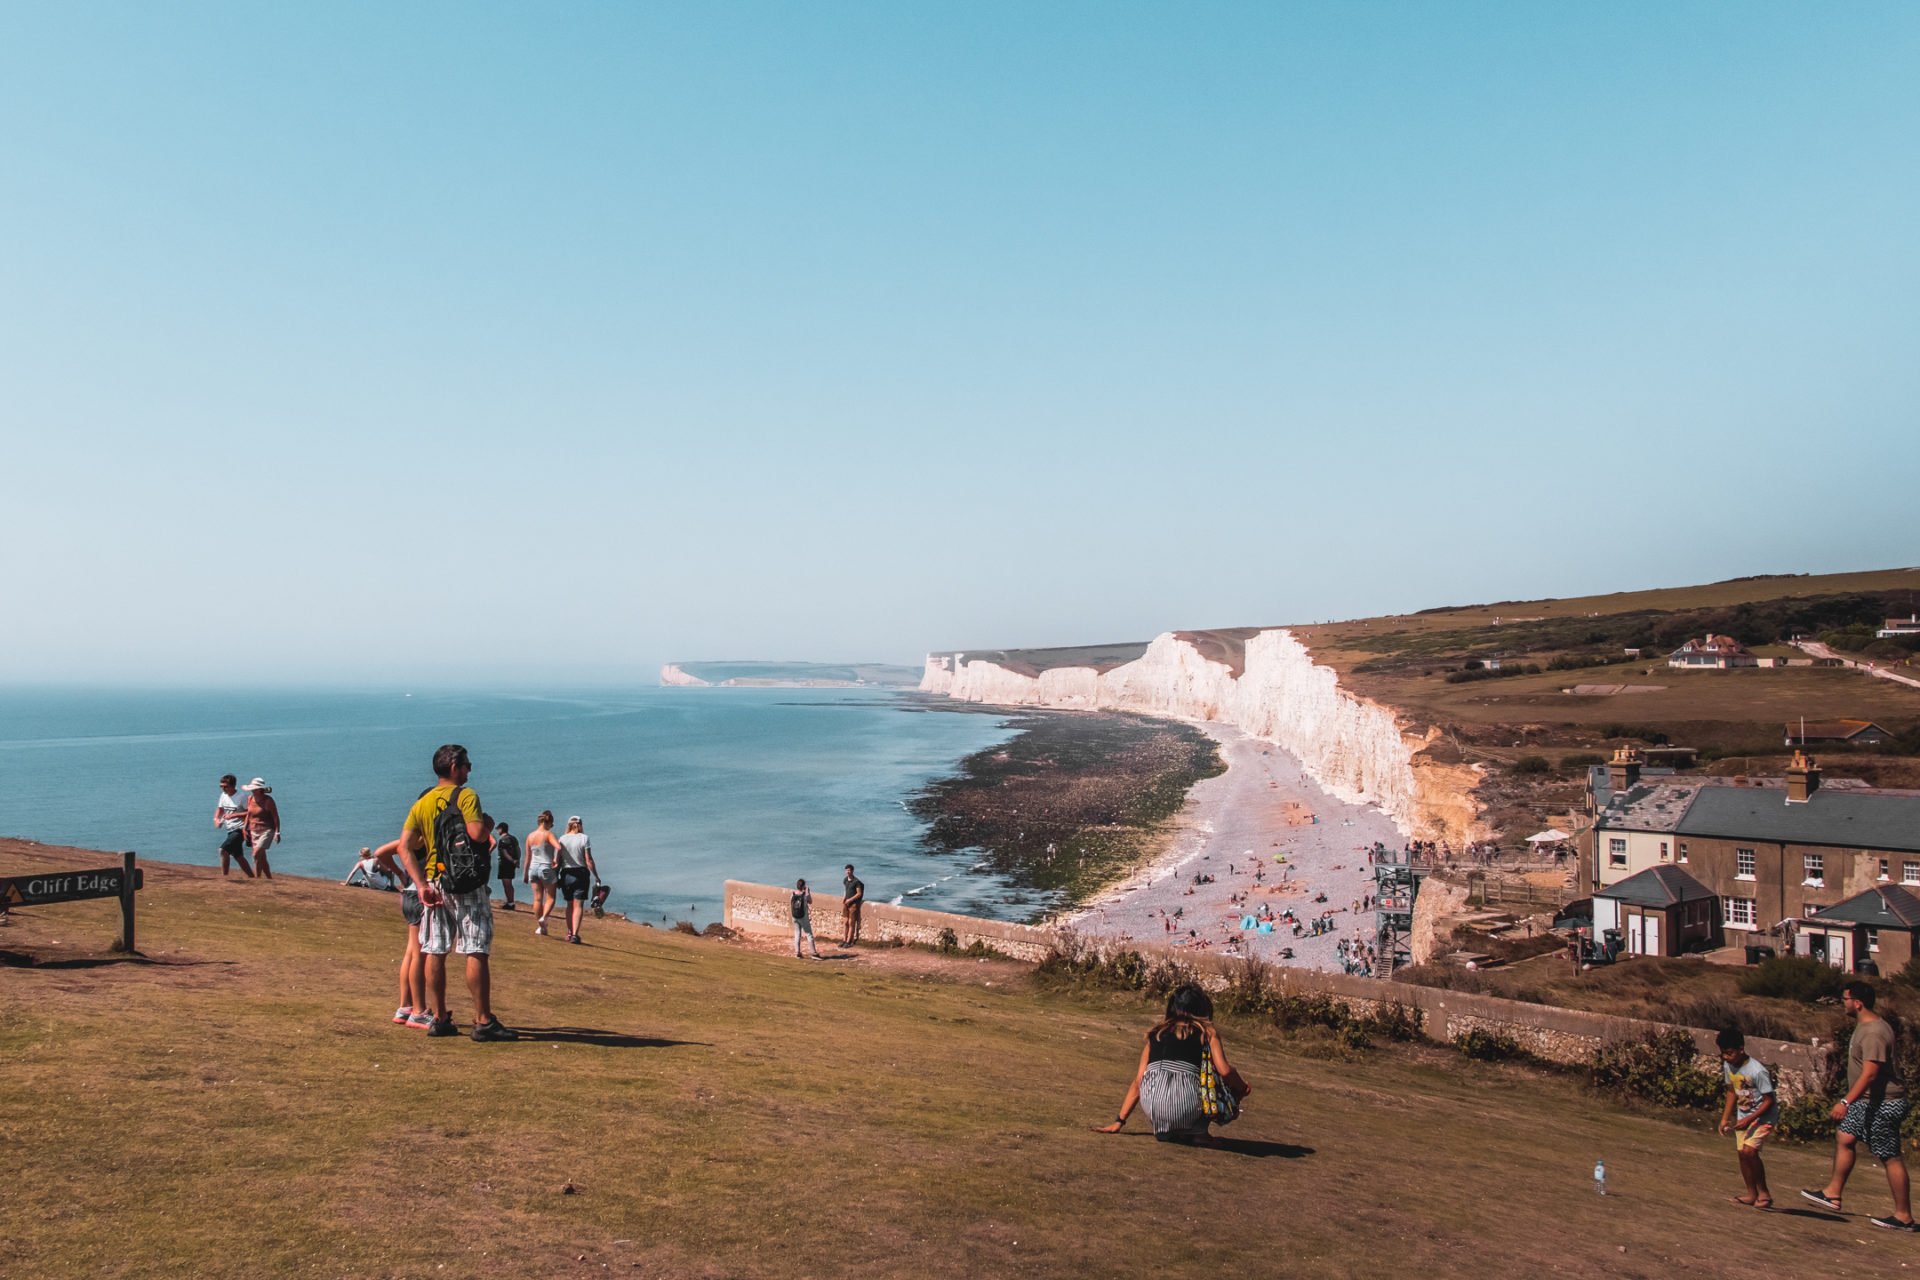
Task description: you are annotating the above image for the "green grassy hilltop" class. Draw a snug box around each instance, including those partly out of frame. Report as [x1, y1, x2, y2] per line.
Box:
[1, 840, 1911, 1279]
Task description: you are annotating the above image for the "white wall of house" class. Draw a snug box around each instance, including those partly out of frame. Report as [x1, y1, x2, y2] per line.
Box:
[1595, 830, 1682, 888]
[1592, 896, 1620, 934]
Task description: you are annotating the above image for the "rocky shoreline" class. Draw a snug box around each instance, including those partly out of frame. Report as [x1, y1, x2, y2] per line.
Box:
[907, 707, 1225, 921]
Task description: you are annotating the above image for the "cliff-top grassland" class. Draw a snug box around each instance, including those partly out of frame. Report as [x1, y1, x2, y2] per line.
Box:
[4, 838, 1913, 1279]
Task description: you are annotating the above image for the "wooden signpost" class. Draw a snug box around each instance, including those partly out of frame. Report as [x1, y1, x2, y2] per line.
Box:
[0, 851, 143, 953]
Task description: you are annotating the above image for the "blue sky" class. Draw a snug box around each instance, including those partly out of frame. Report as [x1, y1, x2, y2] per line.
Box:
[2, 3, 1915, 684]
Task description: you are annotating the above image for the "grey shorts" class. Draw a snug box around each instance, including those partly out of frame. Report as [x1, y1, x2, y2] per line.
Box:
[527, 865, 557, 886]
[1840, 1096, 1910, 1161]
[420, 887, 494, 957]
[399, 887, 424, 928]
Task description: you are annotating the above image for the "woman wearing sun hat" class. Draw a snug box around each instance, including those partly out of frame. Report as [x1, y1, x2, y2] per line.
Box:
[242, 778, 281, 880]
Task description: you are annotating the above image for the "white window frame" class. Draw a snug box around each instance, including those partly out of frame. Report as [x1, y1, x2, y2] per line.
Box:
[1905, 861, 1919, 886]
[1678, 841, 1689, 864]
[1736, 847, 1756, 881]
[1659, 841, 1670, 862]
[1803, 852, 1824, 887]
[1609, 838, 1627, 868]
[1868, 928, 1881, 953]
[1727, 897, 1756, 928]
[1880, 859, 1891, 882]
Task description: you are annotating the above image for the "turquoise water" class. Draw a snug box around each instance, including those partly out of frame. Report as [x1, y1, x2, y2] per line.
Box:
[0, 687, 1030, 925]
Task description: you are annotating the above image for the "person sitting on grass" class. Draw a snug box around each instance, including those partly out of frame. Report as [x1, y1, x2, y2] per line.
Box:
[344, 846, 397, 891]
[1717, 1028, 1776, 1210]
[1094, 984, 1249, 1146]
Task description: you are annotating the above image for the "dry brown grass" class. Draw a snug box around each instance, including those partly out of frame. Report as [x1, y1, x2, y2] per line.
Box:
[2, 839, 1914, 1279]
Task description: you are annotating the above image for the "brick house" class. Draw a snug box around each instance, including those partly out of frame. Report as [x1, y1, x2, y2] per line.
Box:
[1592, 865, 1719, 957]
[1799, 885, 1920, 974]
[1587, 752, 1920, 959]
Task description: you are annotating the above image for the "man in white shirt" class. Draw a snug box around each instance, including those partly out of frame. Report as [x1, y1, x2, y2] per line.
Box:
[214, 774, 254, 878]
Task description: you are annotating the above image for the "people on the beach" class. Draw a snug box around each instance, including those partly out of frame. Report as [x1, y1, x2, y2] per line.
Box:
[242, 778, 280, 878]
[1801, 981, 1913, 1229]
[344, 846, 396, 890]
[214, 775, 254, 878]
[556, 815, 599, 944]
[1094, 984, 1249, 1145]
[842, 863, 864, 947]
[1718, 1028, 1777, 1210]
[790, 878, 822, 959]
[394, 744, 517, 1042]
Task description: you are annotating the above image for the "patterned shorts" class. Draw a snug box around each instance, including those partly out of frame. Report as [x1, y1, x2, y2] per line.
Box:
[1839, 1096, 1910, 1161]
[420, 887, 494, 957]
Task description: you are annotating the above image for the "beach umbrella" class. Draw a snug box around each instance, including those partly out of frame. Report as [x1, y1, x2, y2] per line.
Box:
[1525, 829, 1572, 843]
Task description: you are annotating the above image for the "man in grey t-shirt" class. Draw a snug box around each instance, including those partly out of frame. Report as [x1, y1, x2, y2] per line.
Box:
[1801, 981, 1914, 1230]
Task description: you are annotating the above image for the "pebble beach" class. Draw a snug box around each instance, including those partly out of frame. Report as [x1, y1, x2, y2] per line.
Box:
[1068, 723, 1405, 973]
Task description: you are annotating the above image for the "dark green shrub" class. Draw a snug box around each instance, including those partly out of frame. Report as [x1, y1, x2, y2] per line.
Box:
[1775, 1090, 1839, 1144]
[1370, 1001, 1425, 1042]
[1736, 955, 1847, 1004]
[1559, 753, 1608, 770]
[1589, 1029, 1722, 1109]
[1510, 756, 1553, 776]
[1456, 1029, 1525, 1061]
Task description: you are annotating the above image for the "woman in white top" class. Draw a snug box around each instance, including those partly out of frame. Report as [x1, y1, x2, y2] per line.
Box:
[523, 810, 564, 937]
[555, 815, 599, 944]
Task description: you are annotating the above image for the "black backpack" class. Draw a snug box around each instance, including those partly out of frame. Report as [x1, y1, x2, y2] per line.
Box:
[435, 786, 489, 894]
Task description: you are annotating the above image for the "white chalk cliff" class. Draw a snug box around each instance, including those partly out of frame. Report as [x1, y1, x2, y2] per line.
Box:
[659, 664, 711, 687]
[921, 631, 1484, 842]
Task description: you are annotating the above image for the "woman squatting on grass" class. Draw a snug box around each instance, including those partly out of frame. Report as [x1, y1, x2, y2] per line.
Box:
[1095, 984, 1250, 1146]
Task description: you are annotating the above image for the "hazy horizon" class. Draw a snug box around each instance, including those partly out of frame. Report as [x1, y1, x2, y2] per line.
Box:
[5, 5, 1916, 686]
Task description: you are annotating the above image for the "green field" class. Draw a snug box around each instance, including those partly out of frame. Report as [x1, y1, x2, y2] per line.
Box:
[3, 840, 1914, 1278]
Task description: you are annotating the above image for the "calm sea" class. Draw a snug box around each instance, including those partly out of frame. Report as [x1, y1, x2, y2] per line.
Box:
[0, 687, 1031, 925]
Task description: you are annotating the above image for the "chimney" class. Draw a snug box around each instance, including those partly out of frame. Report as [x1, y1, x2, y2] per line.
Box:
[1787, 751, 1821, 804]
[1607, 745, 1643, 792]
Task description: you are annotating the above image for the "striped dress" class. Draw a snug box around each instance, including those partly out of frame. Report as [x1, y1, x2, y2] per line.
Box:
[1140, 1026, 1210, 1141]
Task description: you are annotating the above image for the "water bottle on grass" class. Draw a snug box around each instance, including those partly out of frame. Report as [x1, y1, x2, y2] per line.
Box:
[1593, 1160, 1607, 1195]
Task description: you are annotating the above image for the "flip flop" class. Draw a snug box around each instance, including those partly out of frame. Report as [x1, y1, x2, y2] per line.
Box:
[1799, 1189, 1843, 1212]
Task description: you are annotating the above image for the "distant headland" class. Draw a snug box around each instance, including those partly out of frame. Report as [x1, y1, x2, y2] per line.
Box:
[661, 661, 924, 689]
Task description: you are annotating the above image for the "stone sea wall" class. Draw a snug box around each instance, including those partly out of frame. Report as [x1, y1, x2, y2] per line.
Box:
[719, 883, 1825, 1099]
[921, 630, 1484, 842]
[723, 880, 1054, 962]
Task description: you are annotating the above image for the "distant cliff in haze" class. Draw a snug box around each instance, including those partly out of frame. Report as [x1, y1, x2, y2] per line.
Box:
[661, 661, 923, 689]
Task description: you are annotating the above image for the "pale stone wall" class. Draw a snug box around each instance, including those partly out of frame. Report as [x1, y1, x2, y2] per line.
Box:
[721, 883, 1826, 1100]
[723, 880, 1054, 962]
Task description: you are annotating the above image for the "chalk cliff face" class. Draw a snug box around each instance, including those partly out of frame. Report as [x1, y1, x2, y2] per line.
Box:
[922, 631, 1485, 842]
[659, 664, 711, 687]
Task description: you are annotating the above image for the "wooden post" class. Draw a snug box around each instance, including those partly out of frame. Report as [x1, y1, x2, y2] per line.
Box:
[120, 850, 137, 956]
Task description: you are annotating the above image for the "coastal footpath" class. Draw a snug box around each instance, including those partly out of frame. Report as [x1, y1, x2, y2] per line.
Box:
[922, 630, 1486, 843]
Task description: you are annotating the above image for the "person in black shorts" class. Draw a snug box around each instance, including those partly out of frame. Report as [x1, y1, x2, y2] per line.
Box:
[555, 815, 599, 944]
[493, 821, 522, 911]
[213, 775, 253, 878]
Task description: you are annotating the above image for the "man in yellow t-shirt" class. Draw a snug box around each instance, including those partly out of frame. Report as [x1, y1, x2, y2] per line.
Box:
[396, 744, 516, 1042]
